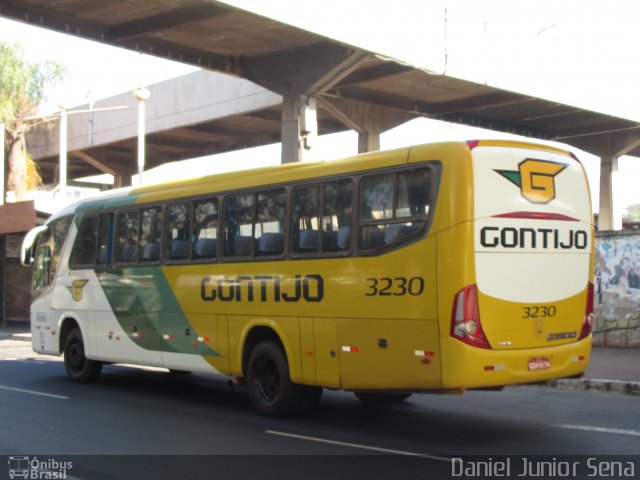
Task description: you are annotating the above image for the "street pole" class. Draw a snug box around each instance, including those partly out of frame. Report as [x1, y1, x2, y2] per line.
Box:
[134, 88, 150, 186]
[1, 123, 4, 327]
[1, 122, 5, 206]
[59, 107, 67, 197]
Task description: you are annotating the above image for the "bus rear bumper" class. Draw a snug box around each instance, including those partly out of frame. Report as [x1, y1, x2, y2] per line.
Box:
[440, 336, 592, 390]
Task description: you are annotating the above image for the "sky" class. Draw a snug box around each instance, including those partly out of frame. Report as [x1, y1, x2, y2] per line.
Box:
[1, 0, 640, 213]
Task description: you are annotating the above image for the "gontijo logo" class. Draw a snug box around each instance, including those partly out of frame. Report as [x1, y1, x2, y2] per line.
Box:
[495, 159, 568, 204]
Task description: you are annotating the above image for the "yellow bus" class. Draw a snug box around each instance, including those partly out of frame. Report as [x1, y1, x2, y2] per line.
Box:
[22, 140, 594, 416]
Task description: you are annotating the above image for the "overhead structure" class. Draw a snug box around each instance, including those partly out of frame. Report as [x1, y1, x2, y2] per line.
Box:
[1, 0, 639, 229]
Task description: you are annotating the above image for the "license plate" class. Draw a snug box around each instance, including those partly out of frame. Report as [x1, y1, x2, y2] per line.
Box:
[528, 356, 551, 371]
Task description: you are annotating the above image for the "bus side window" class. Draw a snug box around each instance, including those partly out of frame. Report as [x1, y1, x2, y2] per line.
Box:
[359, 174, 393, 251]
[193, 198, 218, 260]
[292, 186, 321, 253]
[69, 216, 99, 268]
[165, 203, 191, 261]
[140, 206, 162, 262]
[97, 213, 113, 265]
[396, 169, 430, 217]
[358, 168, 431, 252]
[116, 211, 141, 263]
[224, 194, 255, 257]
[255, 189, 285, 256]
[324, 180, 353, 252]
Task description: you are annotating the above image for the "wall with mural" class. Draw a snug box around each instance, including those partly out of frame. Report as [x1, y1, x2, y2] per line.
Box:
[595, 231, 640, 347]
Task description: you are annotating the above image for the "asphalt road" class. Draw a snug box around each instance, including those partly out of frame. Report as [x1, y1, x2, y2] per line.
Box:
[1, 339, 638, 480]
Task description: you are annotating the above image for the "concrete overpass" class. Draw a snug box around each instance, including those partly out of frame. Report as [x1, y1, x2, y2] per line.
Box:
[2, 0, 639, 230]
[28, 69, 283, 187]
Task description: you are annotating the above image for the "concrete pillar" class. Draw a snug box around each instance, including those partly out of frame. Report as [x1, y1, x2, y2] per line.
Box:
[598, 154, 617, 231]
[281, 93, 300, 164]
[358, 129, 381, 154]
[281, 93, 317, 164]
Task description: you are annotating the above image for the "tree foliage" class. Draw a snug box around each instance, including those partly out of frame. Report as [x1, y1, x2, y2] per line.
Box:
[624, 203, 640, 223]
[0, 42, 65, 199]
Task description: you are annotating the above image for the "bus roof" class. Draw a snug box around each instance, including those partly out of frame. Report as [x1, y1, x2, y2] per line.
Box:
[45, 140, 572, 221]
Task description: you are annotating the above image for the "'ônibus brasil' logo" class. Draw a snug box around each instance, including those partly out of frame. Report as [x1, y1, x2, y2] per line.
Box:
[495, 158, 568, 204]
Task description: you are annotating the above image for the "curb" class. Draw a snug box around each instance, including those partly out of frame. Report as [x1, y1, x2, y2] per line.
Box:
[546, 378, 640, 396]
[2, 333, 639, 396]
[0, 332, 31, 342]
[11, 333, 32, 342]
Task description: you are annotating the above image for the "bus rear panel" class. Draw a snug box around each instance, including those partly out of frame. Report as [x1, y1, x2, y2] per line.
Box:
[439, 141, 593, 389]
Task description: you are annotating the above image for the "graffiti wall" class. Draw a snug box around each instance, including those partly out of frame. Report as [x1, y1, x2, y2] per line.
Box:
[595, 232, 640, 347]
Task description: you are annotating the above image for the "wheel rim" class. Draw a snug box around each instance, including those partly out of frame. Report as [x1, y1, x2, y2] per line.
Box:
[253, 355, 280, 404]
[68, 339, 85, 372]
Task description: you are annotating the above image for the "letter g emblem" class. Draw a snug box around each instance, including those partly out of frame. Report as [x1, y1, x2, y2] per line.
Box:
[495, 158, 567, 204]
[519, 159, 567, 204]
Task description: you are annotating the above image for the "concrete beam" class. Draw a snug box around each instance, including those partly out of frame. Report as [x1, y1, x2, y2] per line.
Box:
[242, 42, 357, 95]
[71, 150, 118, 176]
[317, 97, 363, 134]
[615, 135, 640, 158]
[108, 4, 228, 41]
[319, 96, 413, 153]
[304, 51, 370, 97]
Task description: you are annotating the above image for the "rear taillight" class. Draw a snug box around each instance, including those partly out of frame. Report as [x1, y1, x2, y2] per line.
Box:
[579, 282, 595, 340]
[451, 285, 491, 349]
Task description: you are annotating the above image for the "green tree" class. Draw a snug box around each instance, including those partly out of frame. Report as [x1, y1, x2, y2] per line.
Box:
[624, 203, 640, 223]
[0, 42, 65, 200]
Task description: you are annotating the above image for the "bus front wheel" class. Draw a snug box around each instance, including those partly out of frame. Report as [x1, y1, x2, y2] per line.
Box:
[63, 328, 102, 383]
[246, 341, 322, 417]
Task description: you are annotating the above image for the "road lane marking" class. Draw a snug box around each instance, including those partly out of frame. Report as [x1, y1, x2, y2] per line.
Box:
[12, 359, 50, 364]
[0, 357, 55, 364]
[555, 424, 640, 437]
[0, 385, 69, 400]
[266, 430, 451, 461]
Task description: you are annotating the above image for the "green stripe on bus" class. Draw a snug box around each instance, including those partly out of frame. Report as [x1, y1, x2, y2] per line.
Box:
[96, 266, 221, 357]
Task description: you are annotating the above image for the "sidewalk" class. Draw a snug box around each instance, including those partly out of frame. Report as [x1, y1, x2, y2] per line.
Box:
[548, 347, 640, 395]
[0, 321, 32, 342]
[1, 321, 639, 395]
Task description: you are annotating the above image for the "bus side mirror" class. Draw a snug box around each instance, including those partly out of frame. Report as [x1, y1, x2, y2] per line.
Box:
[21, 225, 48, 267]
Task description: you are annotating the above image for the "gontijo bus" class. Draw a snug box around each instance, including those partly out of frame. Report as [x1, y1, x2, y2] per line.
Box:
[22, 140, 594, 416]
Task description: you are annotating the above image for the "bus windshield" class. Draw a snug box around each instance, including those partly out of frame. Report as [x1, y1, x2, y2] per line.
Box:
[31, 215, 73, 298]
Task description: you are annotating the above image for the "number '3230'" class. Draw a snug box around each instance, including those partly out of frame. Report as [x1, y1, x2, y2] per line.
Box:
[365, 277, 425, 296]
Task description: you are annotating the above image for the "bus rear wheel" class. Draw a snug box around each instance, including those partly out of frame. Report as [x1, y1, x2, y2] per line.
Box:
[246, 341, 322, 417]
[354, 392, 412, 405]
[63, 328, 102, 383]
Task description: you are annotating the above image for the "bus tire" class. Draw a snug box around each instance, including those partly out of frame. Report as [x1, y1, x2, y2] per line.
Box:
[246, 341, 322, 417]
[63, 328, 102, 383]
[354, 392, 412, 405]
